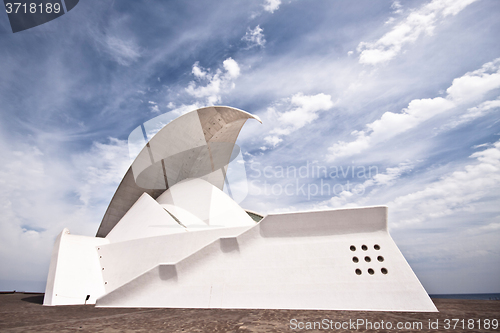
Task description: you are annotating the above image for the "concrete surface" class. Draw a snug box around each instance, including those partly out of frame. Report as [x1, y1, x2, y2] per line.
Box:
[97, 106, 261, 238]
[95, 206, 436, 311]
[43, 230, 109, 306]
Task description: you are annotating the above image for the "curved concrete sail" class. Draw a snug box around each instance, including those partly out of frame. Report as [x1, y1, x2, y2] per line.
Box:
[96, 106, 261, 238]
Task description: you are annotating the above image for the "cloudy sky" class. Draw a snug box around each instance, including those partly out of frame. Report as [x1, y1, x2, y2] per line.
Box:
[1, 0, 499, 294]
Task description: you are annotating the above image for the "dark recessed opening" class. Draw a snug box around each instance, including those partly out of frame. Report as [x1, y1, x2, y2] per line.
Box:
[381, 268, 388, 274]
[374, 244, 380, 250]
[361, 245, 367, 251]
[352, 256, 359, 263]
[355, 269, 362, 275]
[350, 245, 356, 251]
[368, 268, 374, 275]
[377, 256, 384, 262]
[364, 256, 371, 262]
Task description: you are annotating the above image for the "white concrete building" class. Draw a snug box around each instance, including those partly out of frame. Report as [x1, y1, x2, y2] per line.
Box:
[44, 106, 437, 311]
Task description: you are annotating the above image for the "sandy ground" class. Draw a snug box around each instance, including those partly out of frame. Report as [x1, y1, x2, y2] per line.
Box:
[0, 293, 498, 332]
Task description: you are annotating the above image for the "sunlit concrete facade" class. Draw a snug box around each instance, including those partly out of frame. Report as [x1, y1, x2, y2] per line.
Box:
[44, 106, 437, 311]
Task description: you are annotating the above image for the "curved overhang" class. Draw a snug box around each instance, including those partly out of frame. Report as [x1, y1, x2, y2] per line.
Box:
[96, 106, 261, 238]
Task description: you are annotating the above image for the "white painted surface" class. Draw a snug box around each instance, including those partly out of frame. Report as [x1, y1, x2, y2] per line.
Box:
[43, 229, 109, 306]
[98, 226, 253, 294]
[96, 207, 436, 311]
[105, 192, 187, 243]
[156, 178, 255, 228]
[97, 106, 261, 237]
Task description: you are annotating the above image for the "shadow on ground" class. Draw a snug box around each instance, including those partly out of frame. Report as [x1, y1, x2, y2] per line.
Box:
[21, 295, 44, 305]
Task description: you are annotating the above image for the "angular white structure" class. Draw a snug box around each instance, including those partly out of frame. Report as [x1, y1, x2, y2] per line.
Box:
[44, 106, 437, 312]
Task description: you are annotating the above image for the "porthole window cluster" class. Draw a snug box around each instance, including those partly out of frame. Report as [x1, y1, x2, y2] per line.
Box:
[350, 244, 388, 275]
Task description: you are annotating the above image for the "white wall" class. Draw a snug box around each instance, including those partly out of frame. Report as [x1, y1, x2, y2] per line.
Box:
[105, 192, 186, 243]
[96, 207, 437, 312]
[43, 229, 109, 306]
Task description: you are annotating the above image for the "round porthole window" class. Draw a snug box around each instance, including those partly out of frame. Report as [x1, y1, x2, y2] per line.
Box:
[355, 269, 362, 275]
[364, 256, 371, 262]
[381, 268, 388, 274]
[374, 244, 380, 250]
[368, 268, 374, 275]
[377, 256, 384, 262]
[352, 256, 359, 263]
[350, 245, 356, 251]
[361, 245, 368, 251]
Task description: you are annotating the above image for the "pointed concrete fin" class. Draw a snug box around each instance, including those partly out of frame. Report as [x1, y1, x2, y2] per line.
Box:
[106, 192, 186, 243]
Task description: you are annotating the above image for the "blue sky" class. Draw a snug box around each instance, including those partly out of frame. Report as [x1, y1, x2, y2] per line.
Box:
[0, 0, 499, 294]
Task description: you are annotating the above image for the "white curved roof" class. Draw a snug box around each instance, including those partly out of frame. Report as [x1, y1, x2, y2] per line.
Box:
[96, 106, 261, 237]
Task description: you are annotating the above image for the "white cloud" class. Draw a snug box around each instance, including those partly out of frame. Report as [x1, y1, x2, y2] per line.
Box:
[263, 0, 281, 13]
[73, 138, 130, 207]
[143, 58, 242, 134]
[391, 1, 403, 14]
[446, 59, 500, 103]
[279, 93, 334, 129]
[328, 97, 454, 160]
[223, 57, 241, 78]
[0, 137, 130, 288]
[264, 135, 282, 147]
[192, 62, 206, 78]
[320, 161, 414, 208]
[185, 58, 241, 105]
[390, 139, 500, 227]
[264, 93, 334, 148]
[148, 101, 160, 113]
[368, 161, 414, 187]
[242, 25, 266, 48]
[464, 98, 500, 120]
[384, 17, 396, 25]
[358, 0, 479, 65]
[104, 35, 141, 66]
[328, 58, 500, 160]
[328, 190, 358, 209]
[445, 97, 500, 129]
